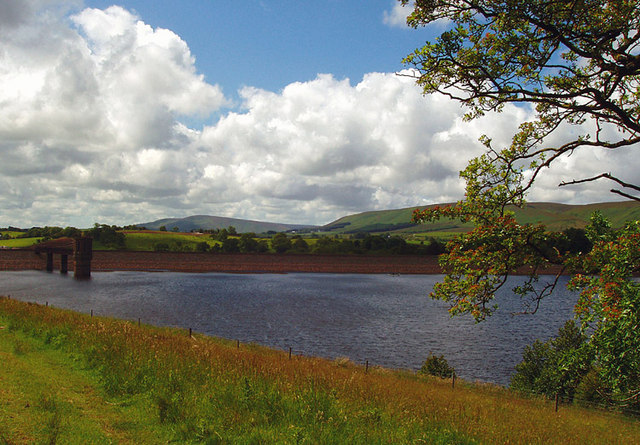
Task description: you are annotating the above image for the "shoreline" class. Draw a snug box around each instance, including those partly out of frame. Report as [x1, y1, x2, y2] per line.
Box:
[0, 249, 568, 275]
[0, 250, 443, 274]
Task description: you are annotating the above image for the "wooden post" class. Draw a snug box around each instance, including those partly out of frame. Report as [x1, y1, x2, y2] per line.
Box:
[289, 347, 292, 360]
[237, 339, 240, 349]
[189, 328, 192, 337]
[138, 318, 141, 327]
[365, 360, 369, 374]
[452, 371, 456, 388]
[91, 309, 93, 318]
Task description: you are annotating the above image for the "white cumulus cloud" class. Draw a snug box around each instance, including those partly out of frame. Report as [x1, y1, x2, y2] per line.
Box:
[383, 1, 412, 28]
[0, 1, 636, 229]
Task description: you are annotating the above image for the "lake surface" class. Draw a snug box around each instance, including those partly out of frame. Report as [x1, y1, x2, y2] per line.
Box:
[0, 271, 577, 386]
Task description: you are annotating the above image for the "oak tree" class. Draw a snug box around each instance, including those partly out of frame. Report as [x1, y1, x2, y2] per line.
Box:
[402, 0, 640, 408]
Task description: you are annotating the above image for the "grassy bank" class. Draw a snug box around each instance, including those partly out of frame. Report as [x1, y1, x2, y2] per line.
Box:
[0, 298, 638, 444]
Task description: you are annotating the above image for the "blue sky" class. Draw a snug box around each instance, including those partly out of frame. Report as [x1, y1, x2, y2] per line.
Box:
[84, 1, 431, 102]
[0, 1, 630, 228]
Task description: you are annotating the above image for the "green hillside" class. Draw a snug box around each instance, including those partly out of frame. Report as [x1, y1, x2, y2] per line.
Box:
[321, 201, 640, 235]
[137, 215, 317, 234]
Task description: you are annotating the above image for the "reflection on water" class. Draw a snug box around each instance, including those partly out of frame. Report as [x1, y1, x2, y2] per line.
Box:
[0, 270, 576, 385]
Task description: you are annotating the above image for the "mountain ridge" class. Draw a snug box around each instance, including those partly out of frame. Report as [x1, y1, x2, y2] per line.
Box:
[136, 214, 318, 234]
[137, 201, 640, 234]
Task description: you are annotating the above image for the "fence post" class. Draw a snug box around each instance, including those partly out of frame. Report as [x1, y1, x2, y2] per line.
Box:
[365, 360, 369, 374]
[289, 347, 292, 360]
[189, 328, 192, 337]
[138, 318, 141, 327]
[237, 339, 240, 349]
[91, 309, 93, 318]
[452, 371, 456, 388]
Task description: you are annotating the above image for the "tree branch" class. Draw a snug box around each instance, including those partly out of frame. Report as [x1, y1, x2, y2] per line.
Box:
[559, 173, 640, 192]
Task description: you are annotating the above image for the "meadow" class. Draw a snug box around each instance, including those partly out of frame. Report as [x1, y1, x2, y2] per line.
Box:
[0, 237, 42, 249]
[1, 297, 638, 444]
[120, 231, 219, 251]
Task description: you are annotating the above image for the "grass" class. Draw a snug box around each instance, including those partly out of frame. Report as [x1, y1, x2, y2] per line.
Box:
[0, 319, 168, 443]
[121, 231, 219, 252]
[1, 298, 638, 444]
[0, 237, 42, 248]
[0, 232, 25, 238]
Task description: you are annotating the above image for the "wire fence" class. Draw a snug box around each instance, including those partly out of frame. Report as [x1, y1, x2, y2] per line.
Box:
[9, 296, 640, 419]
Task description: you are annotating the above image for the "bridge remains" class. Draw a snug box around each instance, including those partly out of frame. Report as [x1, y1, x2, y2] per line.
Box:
[33, 237, 93, 279]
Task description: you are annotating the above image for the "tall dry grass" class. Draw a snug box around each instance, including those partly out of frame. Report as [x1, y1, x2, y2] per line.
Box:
[1, 296, 638, 444]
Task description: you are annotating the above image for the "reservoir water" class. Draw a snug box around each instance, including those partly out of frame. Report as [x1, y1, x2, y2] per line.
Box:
[0, 270, 576, 386]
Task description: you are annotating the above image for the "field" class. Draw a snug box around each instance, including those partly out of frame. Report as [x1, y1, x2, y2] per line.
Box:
[121, 231, 219, 251]
[0, 237, 42, 249]
[1, 297, 638, 444]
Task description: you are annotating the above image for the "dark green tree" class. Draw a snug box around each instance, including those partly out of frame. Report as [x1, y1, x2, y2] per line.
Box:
[221, 237, 240, 253]
[511, 320, 593, 401]
[271, 233, 292, 253]
[291, 236, 310, 253]
[87, 224, 125, 249]
[238, 233, 259, 253]
[419, 353, 455, 379]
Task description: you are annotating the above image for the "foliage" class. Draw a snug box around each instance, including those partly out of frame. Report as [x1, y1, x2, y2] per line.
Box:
[86, 224, 125, 249]
[419, 353, 455, 379]
[153, 242, 170, 252]
[270, 232, 292, 253]
[221, 237, 240, 253]
[511, 320, 593, 401]
[19, 226, 82, 242]
[194, 241, 210, 252]
[291, 235, 310, 253]
[404, 0, 640, 409]
[569, 218, 640, 409]
[403, 0, 640, 199]
[237, 232, 268, 253]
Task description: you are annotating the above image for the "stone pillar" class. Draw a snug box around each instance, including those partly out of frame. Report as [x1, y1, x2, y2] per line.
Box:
[46, 252, 54, 272]
[60, 254, 68, 274]
[74, 237, 93, 279]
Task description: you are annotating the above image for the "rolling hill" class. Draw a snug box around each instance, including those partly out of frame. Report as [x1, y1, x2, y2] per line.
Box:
[136, 215, 318, 234]
[320, 201, 640, 235]
[136, 201, 640, 236]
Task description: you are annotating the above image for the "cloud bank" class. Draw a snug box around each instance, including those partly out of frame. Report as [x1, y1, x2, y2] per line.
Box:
[0, 1, 636, 228]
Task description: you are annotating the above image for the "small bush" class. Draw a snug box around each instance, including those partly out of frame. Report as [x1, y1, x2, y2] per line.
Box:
[154, 242, 170, 252]
[574, 368, 608, 407]
[419, 353, 455, 378]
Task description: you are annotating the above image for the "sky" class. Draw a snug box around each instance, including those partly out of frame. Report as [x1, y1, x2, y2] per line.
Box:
[1, 0, 636, 228]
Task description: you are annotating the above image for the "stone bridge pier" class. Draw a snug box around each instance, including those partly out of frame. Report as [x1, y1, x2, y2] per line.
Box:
[35, 237, 92, 279]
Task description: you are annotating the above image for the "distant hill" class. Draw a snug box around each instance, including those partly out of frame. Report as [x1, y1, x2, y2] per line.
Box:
[136, 215, 318, 234]
[320, 201, 640, 235]
[136, 201, 640, 236]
